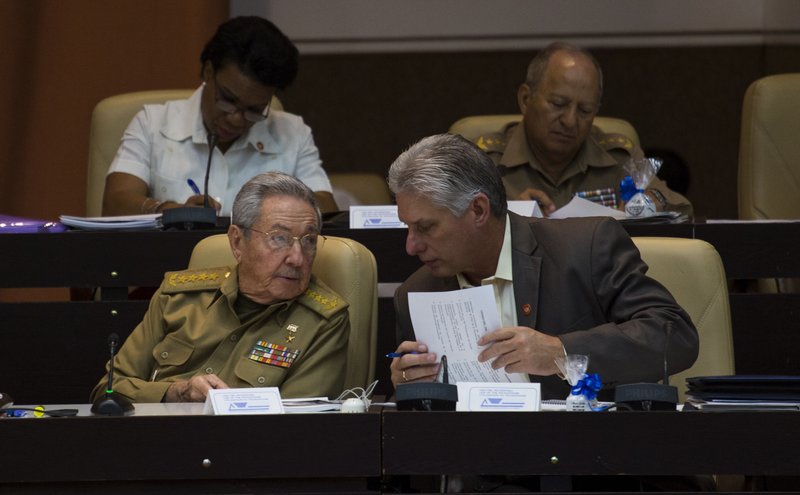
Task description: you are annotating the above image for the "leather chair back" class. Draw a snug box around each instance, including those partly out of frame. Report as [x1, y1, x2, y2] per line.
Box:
[738, 73, 800, 220]
[188, 234, 378, 391]
[632, 237, 734, 402]
[448, 114, 640, 149]
[329, 172, 393, 208]
[86, 89, 283, 216]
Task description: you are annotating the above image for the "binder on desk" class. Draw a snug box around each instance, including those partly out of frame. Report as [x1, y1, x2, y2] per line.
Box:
[686, 375, 800, 410]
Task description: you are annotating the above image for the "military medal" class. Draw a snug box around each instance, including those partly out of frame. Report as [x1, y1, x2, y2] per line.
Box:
[248, 341, 300, 368]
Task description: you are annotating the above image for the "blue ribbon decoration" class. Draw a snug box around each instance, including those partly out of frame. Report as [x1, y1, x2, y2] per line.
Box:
[619, 176, 636, 202]
[570, 373, 603, 400]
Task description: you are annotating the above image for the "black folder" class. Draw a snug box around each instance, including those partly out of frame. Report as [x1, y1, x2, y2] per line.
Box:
[686, 375, 800, 402]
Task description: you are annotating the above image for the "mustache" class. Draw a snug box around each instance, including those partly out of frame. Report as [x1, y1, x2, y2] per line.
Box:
[275, 269, 302, 279]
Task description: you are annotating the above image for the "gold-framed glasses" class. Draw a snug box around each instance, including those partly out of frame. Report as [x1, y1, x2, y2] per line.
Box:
[213, 76, 272, 123]
[245, 227, 323, 254]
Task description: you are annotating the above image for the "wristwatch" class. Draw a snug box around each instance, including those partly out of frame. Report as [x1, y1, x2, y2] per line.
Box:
[646, 188, 668, 210]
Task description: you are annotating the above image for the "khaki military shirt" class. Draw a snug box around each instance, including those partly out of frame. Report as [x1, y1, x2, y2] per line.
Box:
[91, 266, 350, 403]
[476, 122, 693, 217]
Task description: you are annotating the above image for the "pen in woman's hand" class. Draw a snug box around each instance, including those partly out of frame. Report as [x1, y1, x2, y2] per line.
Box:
[385, 351, 420, 358]
[187, 178, 202, 195]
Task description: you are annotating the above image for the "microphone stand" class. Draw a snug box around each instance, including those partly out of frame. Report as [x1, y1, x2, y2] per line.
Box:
[614, 321, 678, 411]
[396, 355, 458, 411]
[91, 333, 134, 416]
[161, 133, 219, 230]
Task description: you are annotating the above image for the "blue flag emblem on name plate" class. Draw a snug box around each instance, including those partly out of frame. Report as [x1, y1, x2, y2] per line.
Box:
[480, 397, 525, 408]
[229, 401, 270, 411]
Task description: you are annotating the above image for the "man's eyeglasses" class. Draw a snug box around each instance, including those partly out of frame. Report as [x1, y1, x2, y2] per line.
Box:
[213, 76, 272, 123]
[244, 227, 323, 255]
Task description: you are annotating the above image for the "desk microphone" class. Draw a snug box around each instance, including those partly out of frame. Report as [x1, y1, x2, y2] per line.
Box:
[91, 333, 134, 416]
[396, 355, 458, 411]
[161, 133, 218, 230]
[614, 321, 678, 411]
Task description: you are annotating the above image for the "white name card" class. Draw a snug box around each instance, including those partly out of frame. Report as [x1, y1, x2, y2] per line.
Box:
[349, 205, 406, 229]
[203, 387, 285, 415]
[456, 382, 541, 412]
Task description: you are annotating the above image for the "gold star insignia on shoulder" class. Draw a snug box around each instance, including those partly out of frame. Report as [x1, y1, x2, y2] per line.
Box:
[305, 289, 340, 310]
[167, 270, 224, 288]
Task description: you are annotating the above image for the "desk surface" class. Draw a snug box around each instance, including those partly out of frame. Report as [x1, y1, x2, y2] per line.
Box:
[2, 408, 800, 492]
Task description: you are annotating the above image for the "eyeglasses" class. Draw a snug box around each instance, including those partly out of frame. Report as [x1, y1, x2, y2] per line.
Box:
[213, 76, 272, 123]
[244, 227, 323, 255]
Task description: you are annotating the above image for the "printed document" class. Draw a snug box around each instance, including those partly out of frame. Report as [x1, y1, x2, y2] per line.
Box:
[408, 285, 527, 383]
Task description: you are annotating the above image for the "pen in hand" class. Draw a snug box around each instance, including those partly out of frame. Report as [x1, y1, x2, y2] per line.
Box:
[187, 178, 202, 196]
[386, 351, 420, 358]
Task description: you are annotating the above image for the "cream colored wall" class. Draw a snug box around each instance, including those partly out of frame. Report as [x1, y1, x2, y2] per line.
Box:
[233, 0, 800, 52]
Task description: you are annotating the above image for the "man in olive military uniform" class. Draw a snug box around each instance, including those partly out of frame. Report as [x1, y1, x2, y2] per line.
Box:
[476, 42, 692, 217]
[91, 172, 349, 403]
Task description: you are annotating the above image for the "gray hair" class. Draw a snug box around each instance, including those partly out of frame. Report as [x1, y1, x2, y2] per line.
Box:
[525, 42, 603, 101]
[387, 134, 507, 218]
[232, 172, 321, 235]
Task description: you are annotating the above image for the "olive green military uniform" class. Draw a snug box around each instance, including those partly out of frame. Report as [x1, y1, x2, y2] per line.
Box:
[476, 122, 693, 216]
[91, 266, 350, 403]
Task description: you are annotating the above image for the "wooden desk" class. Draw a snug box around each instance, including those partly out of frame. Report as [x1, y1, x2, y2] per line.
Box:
[1, 222, 799, 403]
[0, 409, 381, 493]
[382, 410, 800, 477]
[3, 407, 795, 493]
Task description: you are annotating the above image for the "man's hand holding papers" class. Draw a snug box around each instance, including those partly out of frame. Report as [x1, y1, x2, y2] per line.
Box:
[398, 286, 529, 384]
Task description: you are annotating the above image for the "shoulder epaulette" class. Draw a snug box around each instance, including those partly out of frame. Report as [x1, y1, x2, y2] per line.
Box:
[474, 132, 507, 154]
[298, 279, 348, 318]
[593, 128, 635, 153]
[161, 267, 230, 294]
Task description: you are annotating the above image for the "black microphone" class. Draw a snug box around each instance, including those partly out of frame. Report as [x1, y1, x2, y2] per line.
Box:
[91, 333, 134, 416]
[614, 321, 678, 411]
[161, 133, 218, 230]
[396, 354, 458, 411]
[202, 133, 217, 209]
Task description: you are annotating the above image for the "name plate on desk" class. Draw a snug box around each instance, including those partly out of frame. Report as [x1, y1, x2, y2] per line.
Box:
[203, 387, 284, 415]
[349, 206, 406, 229]
[456, 382, 541, 412]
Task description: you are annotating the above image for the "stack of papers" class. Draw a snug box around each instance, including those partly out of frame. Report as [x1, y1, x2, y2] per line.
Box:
[686, 375, 800, 411]
[59, 214, 161, 230]
[281, 397, 343, 412]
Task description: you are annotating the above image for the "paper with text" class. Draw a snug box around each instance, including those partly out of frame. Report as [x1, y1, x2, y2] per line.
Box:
[408, 285, 527, 383]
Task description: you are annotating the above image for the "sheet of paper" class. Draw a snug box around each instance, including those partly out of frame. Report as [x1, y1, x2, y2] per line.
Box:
[507, 200, 543, 218]
[408, 285, 527, 383]
[549, 196, 627, 220]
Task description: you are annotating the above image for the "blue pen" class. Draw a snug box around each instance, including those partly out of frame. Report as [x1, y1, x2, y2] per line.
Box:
[187, 178, 202, 195]
[385, 351, 420, 358]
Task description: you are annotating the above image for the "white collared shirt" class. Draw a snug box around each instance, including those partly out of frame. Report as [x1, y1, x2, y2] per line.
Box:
[108, 86, 332, 215]
[457, 215, 518, 328]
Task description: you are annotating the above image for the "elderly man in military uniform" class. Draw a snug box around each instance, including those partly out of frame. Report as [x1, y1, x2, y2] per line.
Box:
[476, 42, 692, 217]
[91, 172, 349, 403]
